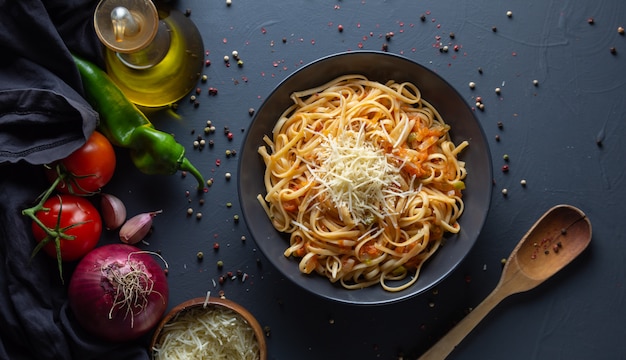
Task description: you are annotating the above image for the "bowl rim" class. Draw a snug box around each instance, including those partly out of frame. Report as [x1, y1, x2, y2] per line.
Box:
[238, 50, 493, 305]
[150, 296, 267, 360]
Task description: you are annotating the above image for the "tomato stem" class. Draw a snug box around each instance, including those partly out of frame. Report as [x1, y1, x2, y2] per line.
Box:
[21, 170, 84, 283]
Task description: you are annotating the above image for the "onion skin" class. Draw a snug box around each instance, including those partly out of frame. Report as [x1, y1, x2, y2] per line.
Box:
[68, 244, 169, 343]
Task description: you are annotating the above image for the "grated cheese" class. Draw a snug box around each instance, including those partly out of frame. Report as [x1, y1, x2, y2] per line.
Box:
[152, 305, 260, 360]
[305, 125, 407, 224]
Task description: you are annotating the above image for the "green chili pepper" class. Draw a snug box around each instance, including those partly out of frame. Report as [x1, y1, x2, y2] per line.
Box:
[72, 55, 205, 190]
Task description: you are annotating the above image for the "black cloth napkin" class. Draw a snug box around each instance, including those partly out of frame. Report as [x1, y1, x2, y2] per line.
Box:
[0, 0, 149, 358]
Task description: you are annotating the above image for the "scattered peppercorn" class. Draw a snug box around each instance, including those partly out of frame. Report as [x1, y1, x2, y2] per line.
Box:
[449, 32, 455, 39]
[619, 26, 625, 35]
[420, 14, 426, 22]
[201, 74, 208, 82]
[469, 81, 476, 89]
[497, 121, 503, 129]
[337, 24, 344, 32]
[492, 26, 497, 32]
[237, 59, 244, 67]
[501, 165, 509, 172]
[225, 172, 232, 180]
[184, 8, 191, 16]
[248, 108, 255, 116]
[208, 87, 218, 96]
[533, 79, 539, 86]
[610, 47, 617, 55]
[506, 10, 513, 17]
[196, 212, 202, 219]
[382, 43, 389, 52]
[501, 188, 508, 196]
[233, 214, 240, 222]
[197, 251, 204, 260]
[223, 55, 230, 62]
[587, 17, 594, 25]
[520, 179, 527, 186]
[495, 87, 501, 95]
[205, 59, 211, 67]
[503, 154, 509, 161]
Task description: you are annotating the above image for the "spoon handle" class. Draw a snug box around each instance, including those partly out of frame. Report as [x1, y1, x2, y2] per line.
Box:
[418, 287, 508, 360]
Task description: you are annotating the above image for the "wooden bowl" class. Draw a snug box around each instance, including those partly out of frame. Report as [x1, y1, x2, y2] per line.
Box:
[150, 296, 267, 360]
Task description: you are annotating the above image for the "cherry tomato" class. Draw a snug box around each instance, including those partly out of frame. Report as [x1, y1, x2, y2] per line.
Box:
[31, 194, 102, 262]
[45, 131, 116, 195]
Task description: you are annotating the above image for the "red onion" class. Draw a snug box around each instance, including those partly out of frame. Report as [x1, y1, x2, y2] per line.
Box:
[68, 244, 169, 342]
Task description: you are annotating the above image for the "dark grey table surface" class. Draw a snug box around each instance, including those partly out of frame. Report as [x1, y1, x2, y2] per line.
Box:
[100, 1, 626, 359]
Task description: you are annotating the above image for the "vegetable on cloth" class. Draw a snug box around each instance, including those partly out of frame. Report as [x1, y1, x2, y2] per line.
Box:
[72, 55, 206, 190]
[0, 0, 154, 358]
[68, 244, 169, 343]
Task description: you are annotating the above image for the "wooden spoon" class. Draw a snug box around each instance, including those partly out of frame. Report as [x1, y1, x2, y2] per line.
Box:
[419, 204, 592, 360]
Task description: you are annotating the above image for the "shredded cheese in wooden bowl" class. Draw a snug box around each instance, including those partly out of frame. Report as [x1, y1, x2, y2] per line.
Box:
[151, 296, 267, 360]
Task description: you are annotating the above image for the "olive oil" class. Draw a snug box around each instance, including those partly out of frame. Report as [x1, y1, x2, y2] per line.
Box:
[103, 9, 204, 107]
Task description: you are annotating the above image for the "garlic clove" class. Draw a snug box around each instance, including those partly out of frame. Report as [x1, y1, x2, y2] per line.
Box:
[119, 210, 163, 244]
[101, 193, 127, 230]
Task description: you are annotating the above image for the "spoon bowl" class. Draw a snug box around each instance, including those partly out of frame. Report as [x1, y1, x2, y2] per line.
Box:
[514, 205, 591, 281]
[420, 204, 592, 359]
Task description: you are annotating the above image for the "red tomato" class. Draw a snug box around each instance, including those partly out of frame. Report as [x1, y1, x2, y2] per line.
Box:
[46, 131, 116, 195]
[31, 194, 102, 262]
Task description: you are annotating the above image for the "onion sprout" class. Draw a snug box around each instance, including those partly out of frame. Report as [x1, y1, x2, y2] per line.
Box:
[101, 251, 168, 328]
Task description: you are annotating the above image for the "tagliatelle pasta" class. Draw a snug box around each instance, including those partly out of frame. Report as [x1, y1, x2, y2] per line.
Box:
[257, 74, 468, 292]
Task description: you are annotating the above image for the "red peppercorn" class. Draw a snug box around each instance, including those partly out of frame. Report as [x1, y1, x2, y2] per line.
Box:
[501, 164, 509, 172]
[205, 59, 211, 67]
[213, 242, 220, 250]
[337, 24, 343, 32]
[208, 87, 218, 96]
[227, 132, 234, 140]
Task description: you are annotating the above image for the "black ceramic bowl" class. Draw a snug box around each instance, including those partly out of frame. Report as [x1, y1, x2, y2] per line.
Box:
[238, 51, 492, 305]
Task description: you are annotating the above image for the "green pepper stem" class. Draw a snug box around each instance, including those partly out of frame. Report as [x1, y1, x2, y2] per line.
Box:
[179, 157, 205, 190]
